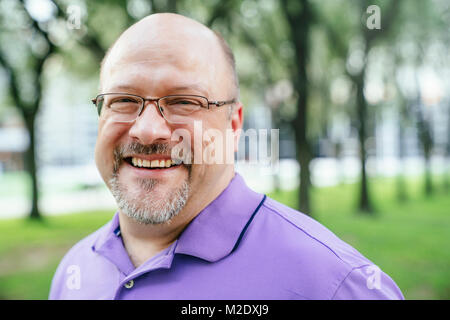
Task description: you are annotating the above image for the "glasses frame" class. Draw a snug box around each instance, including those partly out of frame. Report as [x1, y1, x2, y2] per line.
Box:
[91, 93, 236, 123]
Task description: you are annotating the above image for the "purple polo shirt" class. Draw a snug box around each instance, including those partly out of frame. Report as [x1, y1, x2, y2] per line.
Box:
[49, 173, 404, 300]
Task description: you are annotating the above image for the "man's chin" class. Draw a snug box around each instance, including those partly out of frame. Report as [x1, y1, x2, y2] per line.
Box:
[109, 169, 191, 225]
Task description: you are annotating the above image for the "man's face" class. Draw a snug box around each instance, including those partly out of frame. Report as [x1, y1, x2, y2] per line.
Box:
[95, 16, 241, 224]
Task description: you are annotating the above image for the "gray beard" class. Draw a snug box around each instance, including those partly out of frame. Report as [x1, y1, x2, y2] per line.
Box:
[109, 173, 190, 225]
[109, 141, 191, 225]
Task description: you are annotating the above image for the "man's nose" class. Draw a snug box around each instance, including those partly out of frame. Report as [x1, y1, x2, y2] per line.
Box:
[128, 101, 172, 145]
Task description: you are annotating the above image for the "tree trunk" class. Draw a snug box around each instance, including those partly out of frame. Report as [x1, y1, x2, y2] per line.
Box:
[295, 68, 312, 215]
[415, 98, 434, 196]
[280, 0, 312, 215]
[397, 102, 407, 202]
[355, 69, 373, 213]
[422, 112, 433, 196]
[396, 127, 407, 202]
[297, 136, 311, 214]
[24, 113, 40, 219]
[424, 148, 433, 196]
[335, 141, 346, 184]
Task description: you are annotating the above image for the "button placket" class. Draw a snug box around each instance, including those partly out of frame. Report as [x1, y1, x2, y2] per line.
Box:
[114, 246, 176, 299]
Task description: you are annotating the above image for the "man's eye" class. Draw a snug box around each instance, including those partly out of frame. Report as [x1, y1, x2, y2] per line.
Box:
[170, 99, 198, 105]
[112, 98, 139, 104]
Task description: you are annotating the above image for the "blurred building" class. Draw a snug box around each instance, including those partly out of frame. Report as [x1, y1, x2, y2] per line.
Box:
[35, 73, 98, 168]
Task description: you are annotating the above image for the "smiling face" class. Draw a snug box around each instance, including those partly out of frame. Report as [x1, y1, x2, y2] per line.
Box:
[95, 14, 242, 225]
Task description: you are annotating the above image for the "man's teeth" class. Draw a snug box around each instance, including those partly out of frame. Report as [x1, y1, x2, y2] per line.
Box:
[131, 157, 175, 168]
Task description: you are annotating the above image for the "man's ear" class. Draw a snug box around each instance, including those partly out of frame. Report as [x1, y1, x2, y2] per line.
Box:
[230, 102, 243, 153]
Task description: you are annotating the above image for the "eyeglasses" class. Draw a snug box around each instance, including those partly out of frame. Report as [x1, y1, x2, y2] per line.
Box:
[91, 93, 236, 124]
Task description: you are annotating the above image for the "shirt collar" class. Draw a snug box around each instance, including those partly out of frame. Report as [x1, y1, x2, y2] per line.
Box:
[92, 173, 265, 269]
[173, 173, 266, 262]
[92, 212, 136, 275]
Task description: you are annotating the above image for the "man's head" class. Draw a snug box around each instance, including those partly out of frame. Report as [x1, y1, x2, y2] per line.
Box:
[94, 13, 243, 225]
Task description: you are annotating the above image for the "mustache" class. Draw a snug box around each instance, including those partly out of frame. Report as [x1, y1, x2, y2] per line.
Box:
[116, 141, 172, 157]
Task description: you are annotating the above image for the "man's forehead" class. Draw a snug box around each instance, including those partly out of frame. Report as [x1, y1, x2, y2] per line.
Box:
[101, 47, 216, 95]
[105, 73, 211, 97]
[103, 14, 217, 68]
[106, 40, 214, 68]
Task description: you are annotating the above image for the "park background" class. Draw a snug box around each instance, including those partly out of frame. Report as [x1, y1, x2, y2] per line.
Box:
[0, 0, 449, 299]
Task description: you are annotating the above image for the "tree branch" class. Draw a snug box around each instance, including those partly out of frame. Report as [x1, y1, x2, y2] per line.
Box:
[206, 1, 232, 27]
[0, 51, 24, 110]
[50, 0, 106, 62]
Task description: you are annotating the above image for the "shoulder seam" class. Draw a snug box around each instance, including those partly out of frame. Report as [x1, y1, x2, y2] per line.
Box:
[262, 201, 352, 269]
[330, 264, 371, 300]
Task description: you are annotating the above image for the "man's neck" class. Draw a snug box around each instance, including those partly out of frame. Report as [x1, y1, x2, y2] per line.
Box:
[118, 213, 183, 267]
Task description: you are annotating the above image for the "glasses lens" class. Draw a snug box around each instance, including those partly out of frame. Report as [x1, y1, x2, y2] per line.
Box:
[159, 95, 207, 123]
[95, 95, 105, 116]
[103, 94, 143, 122]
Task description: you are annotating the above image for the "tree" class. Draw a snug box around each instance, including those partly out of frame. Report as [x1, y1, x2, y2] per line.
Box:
[0, 0, 57, 219]
[0, 0, 128, 219]
[391, 0, 449, 197]
[395, 77, 410, 202]
[354, 0, 402, 212]
[279, 0, 313, 214]
[320, 0, 401, 213]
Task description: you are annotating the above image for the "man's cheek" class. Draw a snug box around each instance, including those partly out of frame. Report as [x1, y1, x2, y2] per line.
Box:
[95, 142, 113, 184]
[95, 127, 125, 182]
[100, 119, 130, 140]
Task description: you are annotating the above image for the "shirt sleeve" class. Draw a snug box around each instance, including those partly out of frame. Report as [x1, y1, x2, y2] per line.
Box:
[332, 265, 405, 300]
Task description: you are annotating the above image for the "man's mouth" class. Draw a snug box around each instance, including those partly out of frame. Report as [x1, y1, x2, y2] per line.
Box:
[124, 157, 183, 169]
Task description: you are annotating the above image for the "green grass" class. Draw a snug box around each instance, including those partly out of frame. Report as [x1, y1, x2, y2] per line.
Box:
[0, 210, 113, 299]
[0, 176, 449, 299]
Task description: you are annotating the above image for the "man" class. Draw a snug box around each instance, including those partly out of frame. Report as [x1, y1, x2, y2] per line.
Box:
[49, 13, 404, 300]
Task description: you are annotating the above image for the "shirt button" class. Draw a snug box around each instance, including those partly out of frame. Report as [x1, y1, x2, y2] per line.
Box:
[124, 280, 134, 289]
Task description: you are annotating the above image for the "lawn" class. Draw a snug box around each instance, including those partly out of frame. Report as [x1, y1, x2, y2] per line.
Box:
[0, 176, 448, 299]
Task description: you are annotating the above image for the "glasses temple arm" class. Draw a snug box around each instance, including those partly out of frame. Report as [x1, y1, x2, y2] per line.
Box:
[209, 99, 236, 107]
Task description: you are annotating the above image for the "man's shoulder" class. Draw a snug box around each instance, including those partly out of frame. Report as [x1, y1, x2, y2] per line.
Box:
[256, 196, 372, 270]
[239, 196, 404, 299]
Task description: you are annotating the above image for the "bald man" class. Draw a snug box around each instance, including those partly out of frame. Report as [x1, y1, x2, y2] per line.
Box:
[49, 14, 404, 300]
